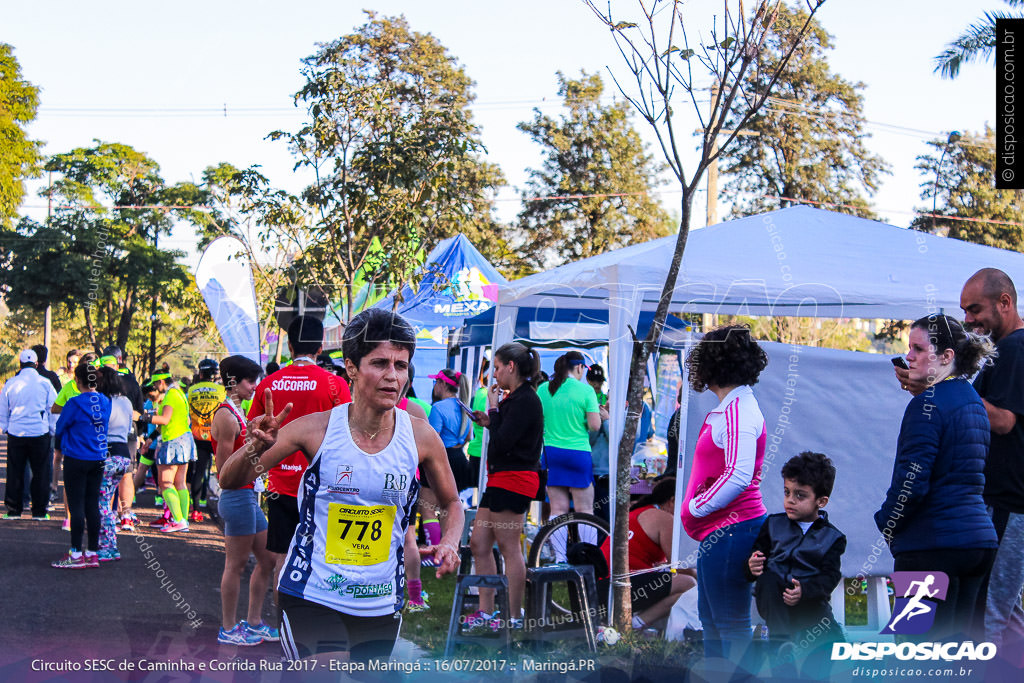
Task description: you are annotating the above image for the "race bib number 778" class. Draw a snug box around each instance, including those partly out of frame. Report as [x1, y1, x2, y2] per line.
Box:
[325, 503, 395, 566]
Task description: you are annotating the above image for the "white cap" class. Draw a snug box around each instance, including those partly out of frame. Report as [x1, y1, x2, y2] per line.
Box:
[19, 349, 38, 364]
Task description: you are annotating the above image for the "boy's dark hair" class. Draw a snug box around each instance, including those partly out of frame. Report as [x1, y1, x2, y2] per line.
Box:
[781, 451, 836, 498]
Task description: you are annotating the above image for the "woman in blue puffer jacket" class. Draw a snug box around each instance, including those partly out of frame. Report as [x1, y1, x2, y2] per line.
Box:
[875, 314, 997, 642]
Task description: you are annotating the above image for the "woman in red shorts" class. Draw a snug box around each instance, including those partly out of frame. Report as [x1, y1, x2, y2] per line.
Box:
[469, 342, 545, 628]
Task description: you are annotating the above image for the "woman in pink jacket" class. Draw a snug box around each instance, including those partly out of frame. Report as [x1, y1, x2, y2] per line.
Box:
[681, 325, 768, 661]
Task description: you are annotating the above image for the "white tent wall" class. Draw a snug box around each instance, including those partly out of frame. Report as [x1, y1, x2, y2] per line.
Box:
[673, 341, 903, 580]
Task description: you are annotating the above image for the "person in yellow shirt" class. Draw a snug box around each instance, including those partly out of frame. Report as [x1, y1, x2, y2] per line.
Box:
[138, 372, 195, 532]
[187, 359, 225, 523]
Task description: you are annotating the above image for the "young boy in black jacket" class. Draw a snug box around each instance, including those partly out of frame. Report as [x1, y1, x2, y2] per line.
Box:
[747, 452, 846, 661]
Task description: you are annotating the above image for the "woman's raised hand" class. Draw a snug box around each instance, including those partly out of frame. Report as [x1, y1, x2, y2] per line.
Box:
[246, 388, 293, 449]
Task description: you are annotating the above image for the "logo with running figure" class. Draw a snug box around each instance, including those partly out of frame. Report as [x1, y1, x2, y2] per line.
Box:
[881, 571, 949, 635]
[336, 465, 354, 484]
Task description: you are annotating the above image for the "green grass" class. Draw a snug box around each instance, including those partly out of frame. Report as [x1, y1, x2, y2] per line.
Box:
[402, 570, 699, 669]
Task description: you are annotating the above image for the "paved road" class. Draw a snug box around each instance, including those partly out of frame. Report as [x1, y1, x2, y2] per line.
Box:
[0, 435, 291, 681]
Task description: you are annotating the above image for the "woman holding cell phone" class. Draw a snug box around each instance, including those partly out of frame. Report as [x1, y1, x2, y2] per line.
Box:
[426, 368, 474, 493]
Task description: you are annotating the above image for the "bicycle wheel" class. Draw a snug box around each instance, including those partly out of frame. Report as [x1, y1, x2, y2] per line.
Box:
[526, 512, 610, 620]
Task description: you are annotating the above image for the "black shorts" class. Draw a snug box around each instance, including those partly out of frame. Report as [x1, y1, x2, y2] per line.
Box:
[631, 570, 673, 612]
[479, 486, 532, 515]
[421, 447, 474, 491]
[278, 592, 401, 662]
[266, 493, 299, 554]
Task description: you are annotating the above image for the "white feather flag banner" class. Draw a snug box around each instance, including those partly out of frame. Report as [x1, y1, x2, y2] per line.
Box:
[195, 237, 260, 362]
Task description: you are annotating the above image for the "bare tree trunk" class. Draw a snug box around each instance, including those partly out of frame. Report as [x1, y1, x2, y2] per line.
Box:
[612, 188, 696, 631]
[83, 305, 99, 353]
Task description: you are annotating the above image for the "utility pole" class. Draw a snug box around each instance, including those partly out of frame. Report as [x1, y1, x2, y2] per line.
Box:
[149, 231, 159, 374]
[699, 83, 759, 227]
[44, 171, 52, 349]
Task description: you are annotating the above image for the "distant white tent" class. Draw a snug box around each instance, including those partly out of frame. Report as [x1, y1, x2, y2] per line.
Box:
[491, 205, 1024, 627]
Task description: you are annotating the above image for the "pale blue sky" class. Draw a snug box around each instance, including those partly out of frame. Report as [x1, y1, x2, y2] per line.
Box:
[7, 1, 995, 263]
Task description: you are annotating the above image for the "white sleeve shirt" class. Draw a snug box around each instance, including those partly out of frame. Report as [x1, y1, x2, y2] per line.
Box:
[688, 385, 765, 518]
[0, 368, 58, 437]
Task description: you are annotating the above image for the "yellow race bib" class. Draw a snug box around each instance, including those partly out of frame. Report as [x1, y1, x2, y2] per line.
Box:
[325, 503, 395, 566]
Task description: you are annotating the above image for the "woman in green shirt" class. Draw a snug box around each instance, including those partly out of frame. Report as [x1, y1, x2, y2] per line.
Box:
[138, 373, 196, 532]
[537, 351, 602, 525]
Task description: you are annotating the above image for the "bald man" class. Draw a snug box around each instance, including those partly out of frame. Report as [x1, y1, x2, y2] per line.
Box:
[958, 268, 1024, 649]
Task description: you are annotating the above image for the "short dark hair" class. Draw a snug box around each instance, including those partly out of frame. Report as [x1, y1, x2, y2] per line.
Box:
[74, 360, 116, 394]
[342, 309, 416, 369]
[781, 451, 836, 498]
[287, 315, 325, 355]
[102, 345, 123, 361]
[31, 344, 48, 364]
[266, 361, 280, 375]
[686, 325, 768, 392]
[220, 355, 262, 390]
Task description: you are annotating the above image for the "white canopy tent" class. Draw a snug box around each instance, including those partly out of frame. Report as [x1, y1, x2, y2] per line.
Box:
[489, 205, 1024, 626]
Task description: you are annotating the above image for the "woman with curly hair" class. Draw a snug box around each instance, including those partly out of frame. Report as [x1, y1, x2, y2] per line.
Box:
[681, 325, 769, 659]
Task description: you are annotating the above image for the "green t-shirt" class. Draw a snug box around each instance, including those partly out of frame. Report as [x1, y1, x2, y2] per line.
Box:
[158, 385, 191, 442]
[466, 386, 489, 458]
[537, 377, 600, 451]
[407, 396, 431, 419]
[55, 379, 81, 407]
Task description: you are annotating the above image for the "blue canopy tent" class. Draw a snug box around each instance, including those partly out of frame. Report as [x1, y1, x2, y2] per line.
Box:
[372, 234, 507, 399]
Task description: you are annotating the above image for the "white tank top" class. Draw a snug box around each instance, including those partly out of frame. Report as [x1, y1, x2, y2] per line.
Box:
[278, 403, 421, 616]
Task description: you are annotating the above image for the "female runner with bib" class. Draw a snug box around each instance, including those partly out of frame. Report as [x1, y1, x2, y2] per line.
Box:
[220, 309, 463, 663]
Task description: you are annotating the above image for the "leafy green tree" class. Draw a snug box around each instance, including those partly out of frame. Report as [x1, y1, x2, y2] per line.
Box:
[0, 142, 209, 358]
[719, 4, 888, 218]
[516, 71, 673, 269]
[912, 127, 1024, 249]
[935, 1, 1023, 79]
[0, 43, 43, 230]
[267, 12, 507, 320]
[584, 0, 830, 630]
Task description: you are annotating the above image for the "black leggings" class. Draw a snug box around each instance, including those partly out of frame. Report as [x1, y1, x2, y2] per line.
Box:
[63, 456, 105, 552]
[894, 547, 996, 642]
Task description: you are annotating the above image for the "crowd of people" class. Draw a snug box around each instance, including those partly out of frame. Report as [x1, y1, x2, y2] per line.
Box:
[4, 265, 1024, 671]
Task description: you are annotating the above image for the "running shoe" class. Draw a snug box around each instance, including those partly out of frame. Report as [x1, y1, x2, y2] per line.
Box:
[406, 600, 430, 612]
[218, 623, 262, 646]
[31, 514, 50, 521]
[52, 552, 87, 569]
[189, 510, 205, 523]
[2, 513, 20, 520]
[462, 610, 491, 629]
[120, 516, 135, 531]
[149, 509, 172, 527]
[242, 620, 280, 642]
[62, 518, 70, 531]
[159, 520, 189, 533]
[154, 495, 163, 507]
[83, 553, 100, 568]
[98, 549, 121, 562]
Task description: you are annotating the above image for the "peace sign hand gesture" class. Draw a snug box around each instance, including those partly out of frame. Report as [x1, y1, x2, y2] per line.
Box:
[246, 388, 293, 451]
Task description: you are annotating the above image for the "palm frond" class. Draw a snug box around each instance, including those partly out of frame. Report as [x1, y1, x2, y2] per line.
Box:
[934, 11, 1020, 79]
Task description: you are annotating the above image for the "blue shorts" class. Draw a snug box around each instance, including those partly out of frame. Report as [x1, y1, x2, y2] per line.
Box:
[156, 432, 196, 466]
[218, 488, 268, 537]
[543, 446, 593, 489]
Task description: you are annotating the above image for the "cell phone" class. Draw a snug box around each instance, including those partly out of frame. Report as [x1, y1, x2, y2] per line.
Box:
[891, 356, 908, 370]
[455, 398, 475, 418]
